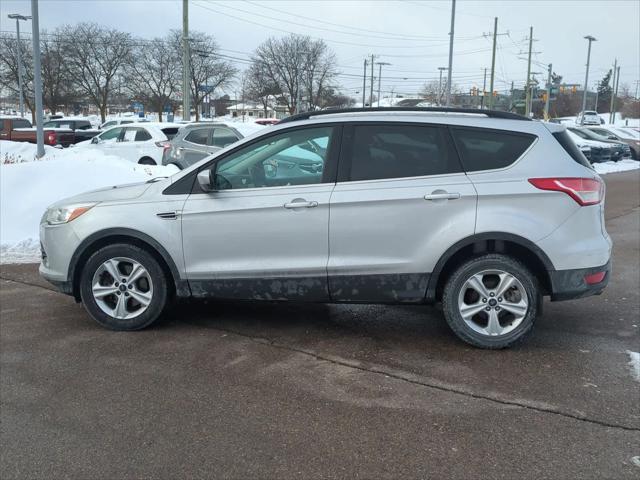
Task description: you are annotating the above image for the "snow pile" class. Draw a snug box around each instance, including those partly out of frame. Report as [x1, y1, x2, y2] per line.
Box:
[593, 159, 640, 175]
[627, 351, 640, 383]
[1, 141, 177, 263]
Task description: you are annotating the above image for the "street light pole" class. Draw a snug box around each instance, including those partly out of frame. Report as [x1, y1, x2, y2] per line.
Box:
[29, 0, 44, 158]
[182, 0, 191, 122]
[376, 62, 390, 107]
[445, 0, 456, 106]
[7, 13, 32, 118]
[580, 35, 597, 124]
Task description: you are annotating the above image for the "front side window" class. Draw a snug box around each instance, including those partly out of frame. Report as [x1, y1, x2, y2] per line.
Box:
[102, 121, 116, 129]
[451, 127, 536, 172]
[211, 127, 239, 148]
[213, 127, 333, 190]
[13, 119, 31, 128]
[98, 127, 123, 141]
[347, 124, 461, 181]
[185, 128, 210, 145]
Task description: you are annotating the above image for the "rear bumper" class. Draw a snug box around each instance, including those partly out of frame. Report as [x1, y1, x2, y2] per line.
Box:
[548, 260, 611, 301]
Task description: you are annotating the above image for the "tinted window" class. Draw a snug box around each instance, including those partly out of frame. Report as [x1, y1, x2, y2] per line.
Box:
[13, 119, 31, 129]
[214, 127, 333, 190]
[212, 127, 239, 148]
[185, 128, 210, 145]
[161, 127, 179, 140]
[134, 128, 152, 141]
[552, 131, 592, 169]
[99, 127, 123, 141]
[451, 128, 536, 172]
[76, 121, 91, 130]
[348, 124, 460, 181]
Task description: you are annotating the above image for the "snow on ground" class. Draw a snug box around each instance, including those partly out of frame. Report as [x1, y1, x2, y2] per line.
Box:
[593, 159, 640, 175]
[626, 351, 640, 383]
[1, 141, 177, 263]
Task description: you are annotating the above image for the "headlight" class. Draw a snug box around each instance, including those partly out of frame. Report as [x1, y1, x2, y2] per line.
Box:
[44, 203, 96, 225]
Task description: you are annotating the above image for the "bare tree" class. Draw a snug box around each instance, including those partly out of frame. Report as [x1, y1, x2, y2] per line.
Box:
[0, 35, 35, 121]
[60, 23, 131, 122]
[419, 80, 440, 104]
[124, 34, 180, 122]
[171, 31, 237, 121]
[245, 61, 281, 116]
[251, 34, 338, 115]
[41, 32, 76, 114]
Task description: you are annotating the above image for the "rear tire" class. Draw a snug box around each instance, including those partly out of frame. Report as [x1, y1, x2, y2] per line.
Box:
[138, 157, 156, 165]
[442, 254, 539, 349]
[79, 244, 168, 330]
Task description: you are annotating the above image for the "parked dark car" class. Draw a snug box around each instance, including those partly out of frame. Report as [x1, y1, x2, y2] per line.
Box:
[587, 126, 640, 159]
[567, 127, 631, 161]
[43, 119, 100, 144]
[0, 117, 75, 147]
[162, 122, 261, 169]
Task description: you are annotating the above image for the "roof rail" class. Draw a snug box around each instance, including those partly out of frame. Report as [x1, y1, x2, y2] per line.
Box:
[279, 107, 531, 123]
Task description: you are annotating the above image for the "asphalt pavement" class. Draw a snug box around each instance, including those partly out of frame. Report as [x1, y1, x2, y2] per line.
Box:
[1, 171, 639, 479]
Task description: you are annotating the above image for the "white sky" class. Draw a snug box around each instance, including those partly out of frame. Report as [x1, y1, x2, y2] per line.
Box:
[1, 0, 639, 99]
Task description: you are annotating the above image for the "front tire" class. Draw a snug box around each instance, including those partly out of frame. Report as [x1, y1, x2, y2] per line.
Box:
[79, 244, 168, 330]
[442, 254, 539, 349]
[138, 157, 156, 165]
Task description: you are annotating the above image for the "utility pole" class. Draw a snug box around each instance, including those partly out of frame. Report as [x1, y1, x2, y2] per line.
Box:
[525, 26, 533, 117]
[594, 82, 599, 112]
[30, 0, 44, 158]
[488, 17, 498, 110]
[362, 58, 368, 107]
[544, 63, 552, 120]
[609, 59, 617, 123]
[509, 81, 514, 111]
[182, 0, 190, 122]
[376, 62, 390, 107]
[580, 35, 597, 124]
[445, 0, 456, 106]
[7, 13, 31, 118]
[437, 67, 447, 106]
[369, 54, 375, 108]
[611, 65, 621, 124]
[481, 68, 487, 109]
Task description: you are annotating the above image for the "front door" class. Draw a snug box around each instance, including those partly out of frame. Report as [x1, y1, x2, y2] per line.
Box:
[181, 125, 340, 301]
[328, 123, 477, 303]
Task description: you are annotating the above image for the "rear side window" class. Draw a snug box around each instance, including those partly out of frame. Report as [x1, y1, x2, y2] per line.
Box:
[134, 128, 152, 141]
[552, 131, 592, 169]
[13, 119, 31, 128]
[161, 127, 179, 140]
[347, 124, 461, 181]
[185, 128, 210, 145]
[451, 128, 536, 172]
[212, 127, 239, 148]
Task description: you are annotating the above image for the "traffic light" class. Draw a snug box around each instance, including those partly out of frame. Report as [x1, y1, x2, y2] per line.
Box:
[571, 86, 577, 94]
[542, 93, 548, 102]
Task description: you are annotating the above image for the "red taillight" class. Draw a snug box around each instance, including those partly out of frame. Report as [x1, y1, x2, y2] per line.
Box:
[46, 131, 56, 145]
[155, 141, 171, 151]
[584, 271, 606, 285]
[528, 177, 604, 206]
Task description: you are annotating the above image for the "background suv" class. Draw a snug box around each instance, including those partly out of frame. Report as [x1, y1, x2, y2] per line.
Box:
[39, 108, 611, 349]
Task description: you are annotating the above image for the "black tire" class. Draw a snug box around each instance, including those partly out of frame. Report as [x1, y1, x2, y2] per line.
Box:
[442, 254, 539, 349]
[138, 157, 156, 165]
[79, 243, 168, 331]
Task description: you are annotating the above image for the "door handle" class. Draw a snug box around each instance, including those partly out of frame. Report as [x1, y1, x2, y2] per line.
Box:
[284, 200, 318, 209]
[424, 192, 461, 201]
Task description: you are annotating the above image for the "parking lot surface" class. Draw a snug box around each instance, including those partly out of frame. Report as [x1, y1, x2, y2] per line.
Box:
[1, 171, 639, 479]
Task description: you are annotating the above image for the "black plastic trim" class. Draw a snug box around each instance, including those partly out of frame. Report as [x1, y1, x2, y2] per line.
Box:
[68, 228, 190, 299]
[548, 260, 611, 301]
[425, 232, 555, 302]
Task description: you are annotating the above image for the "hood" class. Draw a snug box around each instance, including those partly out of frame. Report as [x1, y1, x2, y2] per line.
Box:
[48, 181, 152, 208]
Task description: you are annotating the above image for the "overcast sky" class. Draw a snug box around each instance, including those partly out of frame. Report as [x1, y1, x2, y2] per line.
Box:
[1, 0, 639, 99]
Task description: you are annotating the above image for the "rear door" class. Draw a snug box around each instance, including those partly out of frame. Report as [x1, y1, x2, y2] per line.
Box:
[181, 125, 341, 301]
[327, 122, 477, 302]
[181, 127, 216, 165]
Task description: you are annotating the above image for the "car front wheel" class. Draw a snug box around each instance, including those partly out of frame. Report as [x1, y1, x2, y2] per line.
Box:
[79, 244, 168, 330]
[442, 254, 539, 349]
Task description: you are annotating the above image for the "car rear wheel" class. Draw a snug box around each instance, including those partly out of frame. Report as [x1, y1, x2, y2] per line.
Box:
[138, 157, 156, 165]
[79, 244, 168, 330]
[442, 254, 539, 349]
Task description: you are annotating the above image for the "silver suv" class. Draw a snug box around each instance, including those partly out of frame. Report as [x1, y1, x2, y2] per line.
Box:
[39, 108, 612, 349]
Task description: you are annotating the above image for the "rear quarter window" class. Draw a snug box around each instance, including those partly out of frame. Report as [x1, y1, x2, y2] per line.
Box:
[13, 119, 32, 129]
[451, 127, 536, 172]
[552, 131, 592, 169]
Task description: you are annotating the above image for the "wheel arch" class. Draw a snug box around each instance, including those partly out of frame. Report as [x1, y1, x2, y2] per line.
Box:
[138, 156, 157, 165]
[69, 228, 190, 301]
[426, 232, 554, 303]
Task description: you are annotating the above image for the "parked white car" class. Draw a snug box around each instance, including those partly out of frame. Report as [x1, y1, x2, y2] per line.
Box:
[576, 111, 602, 126]
[100, 118, 149, 130]
[76, 123, 182, 165]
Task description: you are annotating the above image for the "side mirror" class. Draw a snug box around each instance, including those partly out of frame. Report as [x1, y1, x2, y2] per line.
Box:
[197, 169, 215, 192]
[608, 135, 617, 140]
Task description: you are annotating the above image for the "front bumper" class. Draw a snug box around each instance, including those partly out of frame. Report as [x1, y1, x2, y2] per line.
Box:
[548, 260, 611, 301]
[39, 221, 82, 297]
